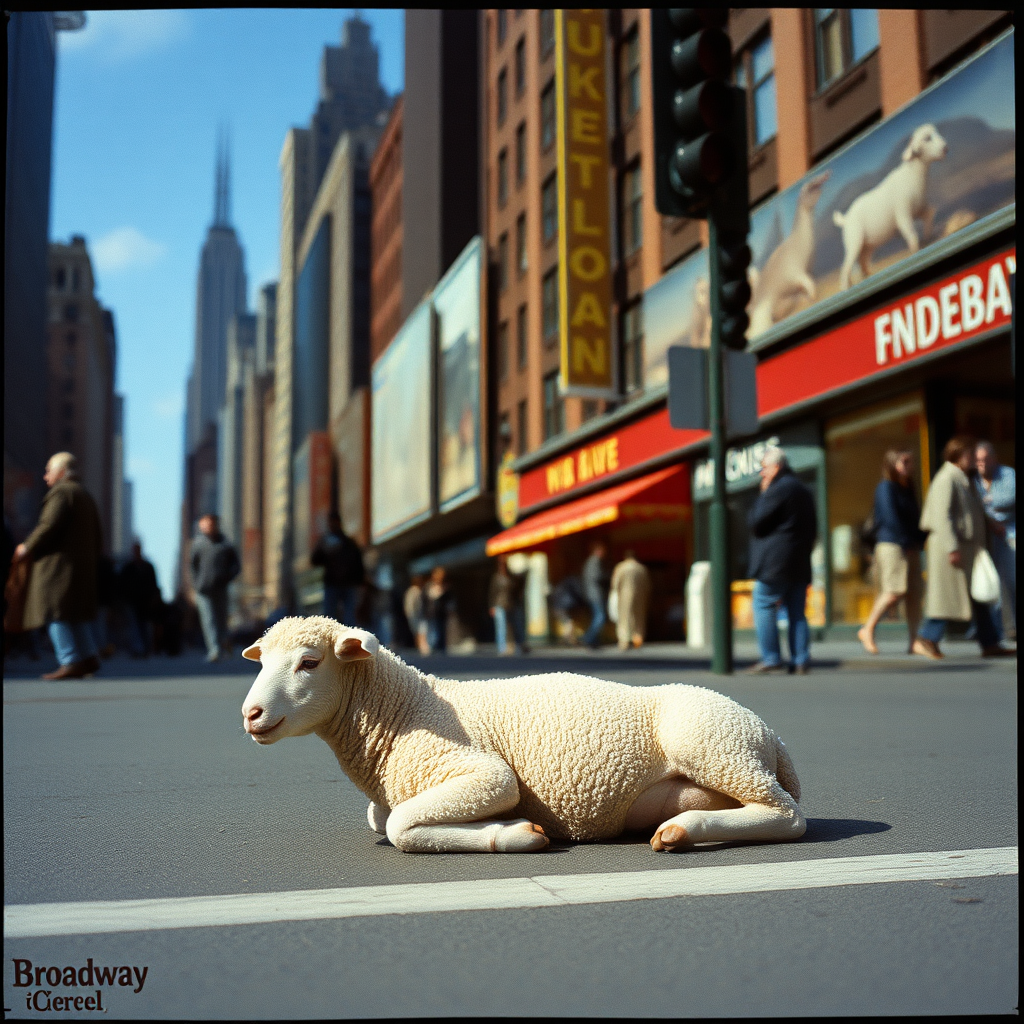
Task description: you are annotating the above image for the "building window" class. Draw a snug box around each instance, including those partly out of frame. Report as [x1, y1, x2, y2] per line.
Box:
[540, 80, 556, 151]
[516, 213, 528, 276]
[542, 370, 564, 440]
[498, 233, 509, 293]
[516, 303, 528, 370]
[497, 68, 508, 127]
[541, 172, 558, 242]
[540, 9, 555, 57]
[622, 28, 641, 122]
[517, 398, 529, 455]
[515, 36, 526, 96]
[622, 163, 643, 257]
[498, 410, 512, 458]
[622, 302, 644, 394]
[497, 320, 510, 383]
[496, 9, 507, 47]
[735, 33, 777, 147]
[54, 267, 66, 289]
[515, 121, 527, 185]
[542, 267, 559, 342]
[71, 267, 80, 293]
[582, 399, 599, 423]
[498, 148, 509, 209]
[814, 8, 880, 91]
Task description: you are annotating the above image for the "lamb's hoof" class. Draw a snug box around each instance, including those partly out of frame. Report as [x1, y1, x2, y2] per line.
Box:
[494, 820, 550, 853]
[651, 823, 689, 852]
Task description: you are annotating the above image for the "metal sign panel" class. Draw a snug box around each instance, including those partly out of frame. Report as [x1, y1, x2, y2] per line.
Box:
[555, 8, 616, 398]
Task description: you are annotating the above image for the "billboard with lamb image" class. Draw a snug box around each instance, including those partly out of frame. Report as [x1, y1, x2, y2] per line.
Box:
[643, 30, 1014, 366]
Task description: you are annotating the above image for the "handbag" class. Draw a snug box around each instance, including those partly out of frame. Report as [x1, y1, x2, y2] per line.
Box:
[607, 589, 619, 623]
[970, 548, 1001, 604]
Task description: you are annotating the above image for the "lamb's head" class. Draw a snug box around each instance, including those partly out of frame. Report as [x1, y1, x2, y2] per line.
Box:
[901, 123, 947, 164]
[798, 170, 830, 209]
[240, 616, 379, 744]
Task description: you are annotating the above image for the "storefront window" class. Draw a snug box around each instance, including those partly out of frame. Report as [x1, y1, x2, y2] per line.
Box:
[824, 393, 928, 626]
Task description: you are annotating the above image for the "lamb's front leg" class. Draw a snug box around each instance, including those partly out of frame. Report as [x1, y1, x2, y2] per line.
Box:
[367, 800, 390, 834]
[384, 758, 549, 853]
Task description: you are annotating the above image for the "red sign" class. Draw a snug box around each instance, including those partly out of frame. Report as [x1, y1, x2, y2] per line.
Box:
[758, 249, 1015, 415]
[518, 248, 1014, 516]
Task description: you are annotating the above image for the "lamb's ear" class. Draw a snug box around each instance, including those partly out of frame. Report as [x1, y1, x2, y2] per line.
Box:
[335, 629, 379, 662]
[242, 643, 262, 662]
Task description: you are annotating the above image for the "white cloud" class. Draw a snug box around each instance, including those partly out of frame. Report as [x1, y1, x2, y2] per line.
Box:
[152, 392, 184, 421]
[59, 10, 189, 62]
[91, 226, 166, 276]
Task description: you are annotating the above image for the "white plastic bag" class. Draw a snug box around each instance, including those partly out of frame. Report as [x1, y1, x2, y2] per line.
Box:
[970, 548, 1001, 604]
[607, 589, 619, 623]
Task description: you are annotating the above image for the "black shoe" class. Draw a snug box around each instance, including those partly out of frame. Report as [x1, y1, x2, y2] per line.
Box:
[743, 661, 787, 675]
[80, 655, 101, 675]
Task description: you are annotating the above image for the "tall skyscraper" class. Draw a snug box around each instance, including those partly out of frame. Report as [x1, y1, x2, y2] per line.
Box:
[185, 132, 248, 458]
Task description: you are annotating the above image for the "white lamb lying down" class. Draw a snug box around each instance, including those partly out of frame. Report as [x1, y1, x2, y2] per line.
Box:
[241, 617, 806, 854]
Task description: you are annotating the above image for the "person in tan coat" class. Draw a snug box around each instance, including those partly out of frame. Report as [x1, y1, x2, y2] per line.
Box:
[913, 436, 1011, 660]
[12, 452, 104, 679]
[610, 550, 652, 650]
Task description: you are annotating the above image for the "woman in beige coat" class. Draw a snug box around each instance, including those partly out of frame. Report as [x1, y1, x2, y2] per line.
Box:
[610, 550, 652, 650]
[913, 436, 1009, 659]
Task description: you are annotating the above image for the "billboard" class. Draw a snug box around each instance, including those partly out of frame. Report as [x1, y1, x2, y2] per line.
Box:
[371, 300, 433, 541]
[433, 237, 482, 511]
[555, 8, 616, 397]
[643, 30, 1014, 367]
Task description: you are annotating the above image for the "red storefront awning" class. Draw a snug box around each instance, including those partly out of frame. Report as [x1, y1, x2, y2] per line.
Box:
[486, 464, 690, 556]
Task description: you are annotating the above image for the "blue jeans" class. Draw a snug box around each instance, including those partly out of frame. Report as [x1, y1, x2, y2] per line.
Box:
[753, 580, 810, 668]
[48, 620, 98, 667]
[919, 598, 1000, 650]
[988, 534, 1016, 640]
[195, 591, 228, 659]
[493, 606, 526, 653]
[582, 595, 606, 647]
[324, 584, 360, 625]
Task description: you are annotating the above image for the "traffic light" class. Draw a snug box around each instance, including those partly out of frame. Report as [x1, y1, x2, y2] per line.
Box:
[715, 227, 752, 349]
[651, 9, 735, 219]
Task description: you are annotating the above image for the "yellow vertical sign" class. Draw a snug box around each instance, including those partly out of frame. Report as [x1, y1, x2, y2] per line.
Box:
[555, 9, 616, 397]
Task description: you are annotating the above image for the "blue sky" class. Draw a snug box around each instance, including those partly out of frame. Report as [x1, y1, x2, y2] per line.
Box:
[51, 9, 405, 599]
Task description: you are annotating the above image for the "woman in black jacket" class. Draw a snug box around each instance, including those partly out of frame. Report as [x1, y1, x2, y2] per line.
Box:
[857, 450, 927, 654]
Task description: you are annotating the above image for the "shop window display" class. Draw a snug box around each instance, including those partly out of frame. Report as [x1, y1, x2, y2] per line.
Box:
[825, 393, 928, 626]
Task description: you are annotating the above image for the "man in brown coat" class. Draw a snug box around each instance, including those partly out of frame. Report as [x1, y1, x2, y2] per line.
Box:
[13, 452, 104, 679]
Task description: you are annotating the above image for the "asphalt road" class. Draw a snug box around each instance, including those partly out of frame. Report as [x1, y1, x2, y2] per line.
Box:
[3, 646, 1018, 1018]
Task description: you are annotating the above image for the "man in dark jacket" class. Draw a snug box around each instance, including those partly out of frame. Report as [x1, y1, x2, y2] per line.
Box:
[119, 542, 161, 657]
[13, 452, 103, 679]
[311, 512, 364, 625]
[580, 540, 610, 649]
[190, 514, 240, 661]
[745, 447, 817, 675]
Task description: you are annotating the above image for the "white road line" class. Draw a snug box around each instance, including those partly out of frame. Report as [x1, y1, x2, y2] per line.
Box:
[4, 847, 1016, 938]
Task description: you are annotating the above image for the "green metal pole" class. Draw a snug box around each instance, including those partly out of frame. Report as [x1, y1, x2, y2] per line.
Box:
[707, 216, 733, 674]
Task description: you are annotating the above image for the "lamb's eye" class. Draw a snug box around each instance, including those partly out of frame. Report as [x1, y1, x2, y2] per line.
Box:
[299, 658, 320, 671]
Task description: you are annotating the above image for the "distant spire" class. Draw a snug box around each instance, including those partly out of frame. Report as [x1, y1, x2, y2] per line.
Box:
[213, 126, 231, 227]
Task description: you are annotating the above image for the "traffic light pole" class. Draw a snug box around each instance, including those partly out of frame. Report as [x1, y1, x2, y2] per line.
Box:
[707, 215, 733, 675]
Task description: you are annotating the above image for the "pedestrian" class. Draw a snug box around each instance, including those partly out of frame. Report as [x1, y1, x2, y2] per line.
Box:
[974, 440, 1015, 643]
[581, 540, 610, 649]
[744, 447, 818, 675]
[365, 549, 396, 649]
[189, 513, 240, 662]
[610, 550, 652, 651]
[423, 566, 454, 654]
[403, 574, 429, 654]
[489, 554, 527, 655]
[119, 541, 161, 658]
[12, 452, 103, 679]
[857, 450, 927, 655]
[914, 436, 1013, 660]
[310, 511, 365, 625]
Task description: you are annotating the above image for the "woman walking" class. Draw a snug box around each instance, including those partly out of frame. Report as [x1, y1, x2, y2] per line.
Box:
[857, 450, 926, 654]
[913, 436, 1012, 659]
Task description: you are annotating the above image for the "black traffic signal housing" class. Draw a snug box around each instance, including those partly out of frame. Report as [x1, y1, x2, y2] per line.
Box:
[651, 9, 735, 219]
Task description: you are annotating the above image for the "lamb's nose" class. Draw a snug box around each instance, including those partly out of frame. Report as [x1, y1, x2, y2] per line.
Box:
[246, 705, 263, 723]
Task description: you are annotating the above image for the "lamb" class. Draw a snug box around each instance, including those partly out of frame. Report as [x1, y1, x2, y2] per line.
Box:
[833, 123, 947, 290]
[240, 616, 806, 854]
[748, 171, 830, 335]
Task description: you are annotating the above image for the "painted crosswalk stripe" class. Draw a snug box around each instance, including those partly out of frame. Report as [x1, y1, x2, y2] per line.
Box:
[4, 847, 1016, 938]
